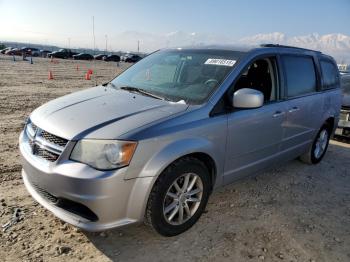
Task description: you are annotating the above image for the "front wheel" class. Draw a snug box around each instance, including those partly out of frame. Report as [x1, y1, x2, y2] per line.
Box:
[145, 157, 211, 236]
[300, 125, 330, 164]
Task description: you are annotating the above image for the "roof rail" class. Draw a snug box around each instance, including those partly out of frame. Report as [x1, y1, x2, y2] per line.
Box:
[260, 44, 321, 53]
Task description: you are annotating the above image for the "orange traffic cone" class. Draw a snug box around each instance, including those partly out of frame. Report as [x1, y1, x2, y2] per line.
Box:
[85, 72, 91, 80]
[48, 71, 54, 80]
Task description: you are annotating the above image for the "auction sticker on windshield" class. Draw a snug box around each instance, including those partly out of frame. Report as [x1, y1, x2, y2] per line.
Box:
[205, 58, 236, 66]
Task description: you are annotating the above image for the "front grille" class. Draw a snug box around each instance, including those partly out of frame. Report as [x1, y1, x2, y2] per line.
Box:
[25, 120, 68, 162]
[32, 183, 59, 204]
[39, 130, 68, 147]
[35, 147, 59, 162]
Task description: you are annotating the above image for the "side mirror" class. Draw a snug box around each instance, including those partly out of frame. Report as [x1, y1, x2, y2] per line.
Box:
[232, 88, 264, 109]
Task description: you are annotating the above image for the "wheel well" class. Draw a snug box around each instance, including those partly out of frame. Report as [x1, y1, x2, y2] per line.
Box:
[182, 152, 217, 191]
[325, 117, 335, 132]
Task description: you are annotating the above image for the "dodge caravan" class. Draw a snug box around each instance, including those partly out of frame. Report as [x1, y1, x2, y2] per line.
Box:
[20, 45, 341, 236]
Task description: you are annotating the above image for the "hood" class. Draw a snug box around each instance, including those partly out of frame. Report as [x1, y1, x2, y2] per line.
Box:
[30, 86, 188, 140]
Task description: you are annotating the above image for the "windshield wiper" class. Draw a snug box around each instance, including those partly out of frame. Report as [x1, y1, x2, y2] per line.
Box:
[119, 86, 166, 101]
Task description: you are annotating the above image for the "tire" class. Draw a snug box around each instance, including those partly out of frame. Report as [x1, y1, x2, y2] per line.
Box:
[145, 157, 211, 237]
[300, 124, 331, 164]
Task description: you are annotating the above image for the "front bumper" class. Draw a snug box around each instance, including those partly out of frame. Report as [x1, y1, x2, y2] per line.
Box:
[19, 131, 155, 231]
[335, 109, 350, 137]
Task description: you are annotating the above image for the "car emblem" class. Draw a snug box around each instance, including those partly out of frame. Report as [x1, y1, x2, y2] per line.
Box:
[30, 128, 40, 154]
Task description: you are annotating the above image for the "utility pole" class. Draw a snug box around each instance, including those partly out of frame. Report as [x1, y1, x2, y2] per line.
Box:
[105, 34, 108, 55]
[92, 16, 96, 55]
[68, 38, 71, 49]
[137, 40, 140, 53]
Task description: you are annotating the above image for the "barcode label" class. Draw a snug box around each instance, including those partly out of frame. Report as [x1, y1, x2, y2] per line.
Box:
[204, 59, 236, 67]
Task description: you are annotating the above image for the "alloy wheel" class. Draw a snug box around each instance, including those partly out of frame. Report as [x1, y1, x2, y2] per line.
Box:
[163, 173, 203, 225]
[314, 129, 329, 159]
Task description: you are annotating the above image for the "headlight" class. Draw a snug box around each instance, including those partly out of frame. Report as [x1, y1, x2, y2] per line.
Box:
[70, 139, 137, 170]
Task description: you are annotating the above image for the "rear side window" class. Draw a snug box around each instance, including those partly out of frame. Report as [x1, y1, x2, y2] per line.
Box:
[282, 55, 317, 97]
[320, 60, 339, 89]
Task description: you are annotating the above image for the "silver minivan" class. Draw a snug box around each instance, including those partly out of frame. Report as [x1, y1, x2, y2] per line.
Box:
[20, 45, 341, 236]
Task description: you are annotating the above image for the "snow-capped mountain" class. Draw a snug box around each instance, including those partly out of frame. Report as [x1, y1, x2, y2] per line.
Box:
[239, 32, 287, 45]
[111, 31, 350, 63]
[239, 32, 350, 62]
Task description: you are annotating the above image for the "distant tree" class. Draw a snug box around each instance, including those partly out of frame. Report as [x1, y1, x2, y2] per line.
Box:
[0, 44, 6, 50]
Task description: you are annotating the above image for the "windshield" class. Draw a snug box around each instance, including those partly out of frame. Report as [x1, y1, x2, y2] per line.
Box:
[111, 49, 245, 104]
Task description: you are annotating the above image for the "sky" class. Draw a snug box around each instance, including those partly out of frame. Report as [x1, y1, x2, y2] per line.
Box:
[0, 0, 349, 52]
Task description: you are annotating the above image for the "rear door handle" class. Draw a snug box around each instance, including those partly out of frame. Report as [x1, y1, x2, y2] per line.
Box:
[273, 111, 285, 118]
[288, 107, 300, 113]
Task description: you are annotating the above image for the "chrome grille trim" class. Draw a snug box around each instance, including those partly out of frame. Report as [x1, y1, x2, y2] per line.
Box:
[35, 136, 64, 155]
[31, 123, 38, 133]
[26, 123, 36, 138]
[25, 120, 69, 163]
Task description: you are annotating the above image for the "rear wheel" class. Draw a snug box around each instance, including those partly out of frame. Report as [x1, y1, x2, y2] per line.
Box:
[145, 157, 210, 236]
[300, 125, 330, 164]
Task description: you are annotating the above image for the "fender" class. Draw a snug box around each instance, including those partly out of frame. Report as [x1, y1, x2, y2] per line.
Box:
[124, 137, 224, 187]
[124, 137, 224, 221]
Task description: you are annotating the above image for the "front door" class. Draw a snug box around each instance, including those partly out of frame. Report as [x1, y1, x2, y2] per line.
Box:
[223, 56, 286, 184]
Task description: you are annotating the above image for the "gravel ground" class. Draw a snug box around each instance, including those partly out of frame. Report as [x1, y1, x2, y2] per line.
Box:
[0, 55, 349, 262]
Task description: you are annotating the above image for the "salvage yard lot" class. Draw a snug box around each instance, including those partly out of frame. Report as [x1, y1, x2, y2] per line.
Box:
[0, 55, 349, 262]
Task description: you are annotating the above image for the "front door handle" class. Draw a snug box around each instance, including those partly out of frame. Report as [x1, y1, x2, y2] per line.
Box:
[288, 107, 300, 113]
[273, 111, 285, 118]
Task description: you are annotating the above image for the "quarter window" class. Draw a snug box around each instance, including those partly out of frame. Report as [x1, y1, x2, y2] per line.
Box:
[320, 60, 339, 89]
[282, 56, 317, 97]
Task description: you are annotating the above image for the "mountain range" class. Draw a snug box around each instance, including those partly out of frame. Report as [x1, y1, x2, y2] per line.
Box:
[238, 32, 350, 63]
[114, 31, 350, 63]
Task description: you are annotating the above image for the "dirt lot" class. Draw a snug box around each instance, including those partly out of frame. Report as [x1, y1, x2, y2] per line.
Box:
[0, 55, 349, 262]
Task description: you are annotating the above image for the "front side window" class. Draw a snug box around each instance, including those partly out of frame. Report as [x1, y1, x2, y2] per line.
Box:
[111, 49, 245, 104]
[320, 60, 339, 89]
[233, 57, 278, 103]
[282, 55, 317, 97]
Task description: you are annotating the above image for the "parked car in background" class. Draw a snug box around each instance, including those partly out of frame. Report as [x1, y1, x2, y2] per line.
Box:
[73, 53, 94, 60]
[31, 49, 51, 58]
[48, 49, 78, 59]
[21, 47, 39, 56]
[94, 54, 107, 60]
[0, 47, 12, 54]
[125, 54, 142, 63]
[20, 45, 341, 237]
[103, 54, 120, 62]
[5, 48, 22, 56]
[31, 50, 41, 57]
[40, 50, 52, 58]
[120, 53, 131, 61]
[335, 72, 350, 138]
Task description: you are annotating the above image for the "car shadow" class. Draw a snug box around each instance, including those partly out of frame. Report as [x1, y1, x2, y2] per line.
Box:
[333, 135, 350, 144]
[85, 141, 350, 262]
